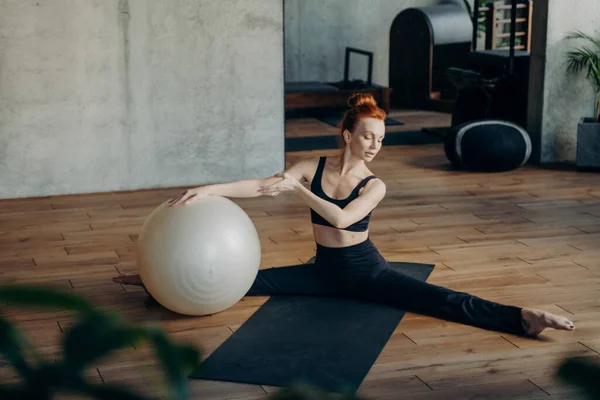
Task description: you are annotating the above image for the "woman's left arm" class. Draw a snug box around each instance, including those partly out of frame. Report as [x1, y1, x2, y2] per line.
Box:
[259, 173, 386, 229]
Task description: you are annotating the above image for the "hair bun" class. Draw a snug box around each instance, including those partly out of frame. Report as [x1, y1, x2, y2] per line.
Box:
[348, 93, 377, 109]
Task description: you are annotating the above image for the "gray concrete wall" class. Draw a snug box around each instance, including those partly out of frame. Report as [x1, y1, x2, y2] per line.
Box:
[0, 0, 284, 199]
[284, 0, 469, 85]
[527, 0, 600, 162]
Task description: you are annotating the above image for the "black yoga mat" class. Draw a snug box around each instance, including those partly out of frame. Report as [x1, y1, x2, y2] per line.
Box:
[189, 260, 435, 393]
[284, 81, 339, 93]
[285, 108, 404, 128]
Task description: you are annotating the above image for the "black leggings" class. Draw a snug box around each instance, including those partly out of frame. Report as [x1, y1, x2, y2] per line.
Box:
[247, 238, 527, 336]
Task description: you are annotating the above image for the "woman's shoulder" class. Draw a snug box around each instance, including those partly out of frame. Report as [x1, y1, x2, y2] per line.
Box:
[359, 165, 385, 190]
[363, 174, 385, 189]
[358, 176, 386, 201]
[284, 156, 322, 182]
[290, 156, 321, 169]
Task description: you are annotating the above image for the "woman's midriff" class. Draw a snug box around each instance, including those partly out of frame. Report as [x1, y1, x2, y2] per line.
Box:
[312, 224, 369, 248]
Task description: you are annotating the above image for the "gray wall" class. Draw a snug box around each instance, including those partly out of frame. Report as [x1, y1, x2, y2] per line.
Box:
[284, 0, 468, 85]
[528, 0, 600, 162]
[0, 0, 284, 199]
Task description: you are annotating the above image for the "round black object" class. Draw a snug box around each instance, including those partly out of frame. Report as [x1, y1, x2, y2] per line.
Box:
[444, 120, 532, 172]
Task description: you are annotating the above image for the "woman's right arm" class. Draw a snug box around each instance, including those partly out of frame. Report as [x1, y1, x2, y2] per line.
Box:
[203, 177, 283, 198]
[169, 158, 316, 205]
[168, 177, 279, 206]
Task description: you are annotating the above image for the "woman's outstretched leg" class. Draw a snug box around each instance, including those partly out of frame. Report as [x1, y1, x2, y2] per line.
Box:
[247, 263, 340, 297]
[521, 308, 575, 336]
[113, 263, 339, 297]
[356, 264, 574, 337]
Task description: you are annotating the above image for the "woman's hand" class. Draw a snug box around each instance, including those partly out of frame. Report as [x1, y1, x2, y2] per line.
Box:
[168, 187, 209, 206]
[258, 173, 300, 197]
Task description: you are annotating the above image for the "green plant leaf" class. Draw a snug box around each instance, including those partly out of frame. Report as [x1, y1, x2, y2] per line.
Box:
[0, 285, 96, 316]
[141, 326, 201, 400]
[62, 313, 144, 370]
[565, 30, 600, 102]
[566, 48, 599, 74]
[566, 30, 600, 51]
[0, 385, 47, 400]
[1, 362, 82, 399]
[0, 285, 203, 399]
[557, 357, 600, 398]
[20, 362, 76, 397]
[71, 383, 152, 400]
[13, 363, 146, 399]
[0, 315, 35, 380]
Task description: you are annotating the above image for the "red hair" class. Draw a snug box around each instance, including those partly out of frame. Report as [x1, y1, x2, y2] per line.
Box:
[339, 93, 386, 146]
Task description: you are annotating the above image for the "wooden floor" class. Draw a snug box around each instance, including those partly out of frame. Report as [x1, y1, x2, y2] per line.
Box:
[2, 113, 600, 399]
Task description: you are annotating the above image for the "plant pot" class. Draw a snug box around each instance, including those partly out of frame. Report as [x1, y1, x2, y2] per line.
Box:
[576, 117, 600, 168]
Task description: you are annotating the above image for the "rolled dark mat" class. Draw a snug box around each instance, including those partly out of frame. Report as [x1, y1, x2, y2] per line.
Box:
[307, 108, 405, 128]
[285, 130, 442, 152]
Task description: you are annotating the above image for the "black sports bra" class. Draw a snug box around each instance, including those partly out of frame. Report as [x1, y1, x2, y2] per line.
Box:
[310, 156, 376, 232]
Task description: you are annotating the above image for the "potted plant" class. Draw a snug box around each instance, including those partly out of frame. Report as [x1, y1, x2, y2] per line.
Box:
[565, 30, 600, 168]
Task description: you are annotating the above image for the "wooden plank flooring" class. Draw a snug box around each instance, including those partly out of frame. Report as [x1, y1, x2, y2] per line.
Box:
[2, 116, 600, 398]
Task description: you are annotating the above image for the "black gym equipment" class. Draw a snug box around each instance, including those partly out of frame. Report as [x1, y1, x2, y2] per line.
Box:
[389, 0, 532, 135]
[448, 0, 531, 128]
[389, 4, 473, 112]
[285, 47, 391, 113]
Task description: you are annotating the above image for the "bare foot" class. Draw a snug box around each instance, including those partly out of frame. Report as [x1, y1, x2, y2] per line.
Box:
[521, 308, 575, 336]
[113, 274, 145, 287]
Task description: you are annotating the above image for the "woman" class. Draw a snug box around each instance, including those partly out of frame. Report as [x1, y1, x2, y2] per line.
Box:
[115, 93, 574, 337]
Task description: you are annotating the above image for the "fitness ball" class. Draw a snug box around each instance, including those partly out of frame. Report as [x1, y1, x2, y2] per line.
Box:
[137, 196, 261, 316]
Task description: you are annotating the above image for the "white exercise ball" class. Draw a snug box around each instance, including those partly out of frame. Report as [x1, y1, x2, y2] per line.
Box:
[137, 196, 261, 316]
